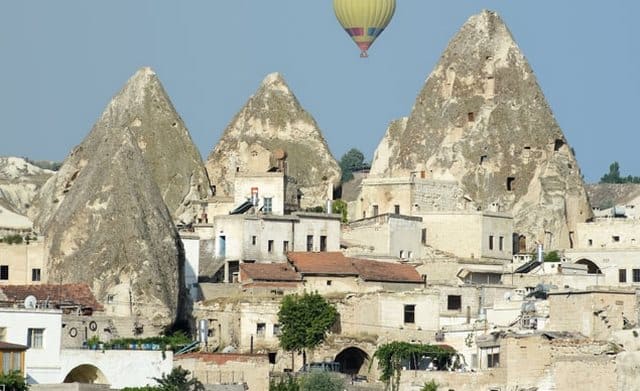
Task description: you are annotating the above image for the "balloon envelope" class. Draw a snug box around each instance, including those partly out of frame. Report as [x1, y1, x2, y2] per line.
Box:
[333, 0, 396, 57]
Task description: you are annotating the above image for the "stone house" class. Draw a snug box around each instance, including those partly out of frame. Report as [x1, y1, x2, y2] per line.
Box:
[0, 239, 46, 285]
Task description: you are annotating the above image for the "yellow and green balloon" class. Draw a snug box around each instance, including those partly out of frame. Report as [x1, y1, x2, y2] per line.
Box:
[333, 0, 396, 57]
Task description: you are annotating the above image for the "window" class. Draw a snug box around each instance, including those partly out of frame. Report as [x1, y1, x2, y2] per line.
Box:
[507, 177, 515, 191]
[283, 241, 289, 253]
[447, 295, 462, 311]
[404, 304, 416, 324]
[372, 205, 379, 216]
[613, 236, 621, 243]
[32, 268, 41, 282]
[2, 352, 11, 374]
[107, 294, 115, 304]
[268, 240, 274, 253]
[0, 327, 6, 341]
[487, 351, 500, 368]
[0, 265, 8, 281]
[320, 236, 327, 252]
[251, 236, 257, 245]
[468, 112, 475, 122]
[421, 228, 427, 244]
[499, 236, 504, 251]
[619, 269, 627, 283]
[480, 155, 488, 165]
[489, 235, 494, 250]
[394, 204, 400, 214]
[263, 197, 273, 214]
[256, 323, 266, 337]
[588, 239, 593, 247]
[273, 324, 281, 336]
[306, 235, 313, 252]
[554, 139, 564, 152]
[633, 269, 640, 283]
[28, 328, 44, 349]
[326, 280, 332, 286]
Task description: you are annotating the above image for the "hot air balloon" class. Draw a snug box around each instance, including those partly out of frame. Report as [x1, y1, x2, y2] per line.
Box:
[333, 0, 396, 58]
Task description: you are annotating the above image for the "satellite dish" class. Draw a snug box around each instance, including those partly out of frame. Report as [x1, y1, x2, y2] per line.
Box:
[24, 295, 37, 309]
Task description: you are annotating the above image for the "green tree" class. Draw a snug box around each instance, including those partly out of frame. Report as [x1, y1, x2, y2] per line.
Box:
[331, 199, 348, 223]
[544, 250, 560, 262]
[339, 148, 367, 182]
[278, 292, 338, 369]
[0, 371, 29, 391]
[299, 372, 345, 391]
[600, 161, 640, 184]
[152, 367, 204, 391]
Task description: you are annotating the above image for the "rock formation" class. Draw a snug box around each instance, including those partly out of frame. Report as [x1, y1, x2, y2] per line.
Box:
[0, 157, 53, 215]
[369, 10, 592, 250]
[29, 68, 195, 327]
[32, 67, 210, 227]
[206, 73, 340, 210]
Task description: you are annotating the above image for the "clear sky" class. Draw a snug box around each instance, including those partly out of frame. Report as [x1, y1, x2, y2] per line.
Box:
[1, 1, 638, 183]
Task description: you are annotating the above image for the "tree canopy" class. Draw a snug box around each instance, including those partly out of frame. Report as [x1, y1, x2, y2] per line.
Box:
[339, 148, 368, 182]
[600, 161, 640, 184]
[277, 292, 338, 367]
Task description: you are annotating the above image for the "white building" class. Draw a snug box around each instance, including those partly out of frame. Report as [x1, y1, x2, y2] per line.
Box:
[0, 307, 62, 384]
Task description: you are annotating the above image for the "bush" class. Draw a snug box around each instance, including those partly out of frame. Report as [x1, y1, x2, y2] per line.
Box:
[0, 370, 29, 391]
[299, 372, 344, 391]
[544, 250, 560, 262]
[269, 376, 299, 391]
[421, 379, 439, 391]
[0, 234, 23, 245]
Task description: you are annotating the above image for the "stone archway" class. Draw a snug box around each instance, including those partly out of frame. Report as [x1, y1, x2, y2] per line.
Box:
[576, 259, 602, 275]
[64, 364, 109, 384]
[335, 346, 370, 375]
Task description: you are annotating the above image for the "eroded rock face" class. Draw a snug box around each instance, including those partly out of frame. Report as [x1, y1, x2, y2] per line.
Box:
[206, 73, 340, 209]
[41, 127, 183, 327]
[370, 10, 592, 250]
[33, 67, 210, 227]
[29, 68, 194, 327]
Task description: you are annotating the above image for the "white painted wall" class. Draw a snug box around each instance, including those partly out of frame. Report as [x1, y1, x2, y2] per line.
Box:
[234, 174, 285, 216]
[181, 237, 200, 301]
[0, 308, 62, 384]
[59, 350, 173, 389]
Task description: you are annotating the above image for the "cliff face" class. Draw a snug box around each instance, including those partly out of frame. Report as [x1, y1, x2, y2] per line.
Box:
[206, 73, 340, 209]
[29, 68, 193, 327]
[33, 67, 210, 227]
[370, 11, 592, 250]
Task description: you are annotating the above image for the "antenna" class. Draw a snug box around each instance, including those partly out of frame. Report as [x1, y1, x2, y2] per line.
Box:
[24, 295, 37, 309]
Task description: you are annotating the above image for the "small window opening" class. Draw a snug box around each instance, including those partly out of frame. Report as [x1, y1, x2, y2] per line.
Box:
[447, 295, 462, 311]
[480, 155, 487, 165]
[306, 235, 313, 252]
[619, 269, 627, 283]
[320, 236, 327, 252]
[283, 241, 289, 253]
[256, 323, 266, 337]
[268, 240, 274, 253]
[507, 177, 515, 191]
[326, 280, 332, 286]
[613, 236, 621, 243]
[554, 139, 564, 152]
[468, 112, 475, 122]
[499, 236, 504, 251]
[489, 235, 494, 250]
[372, 205, 379, 216]
[404, 304, 416, 324]
[394, 204, 400, 214]
[588, 239, 593, 247]
[634, 269, 640, 283]
[251, 236, 257, 245]
[421, 228, 427, 245]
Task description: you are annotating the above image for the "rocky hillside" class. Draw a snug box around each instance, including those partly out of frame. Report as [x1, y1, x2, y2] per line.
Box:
[206, 73, 340, 209]
[369, 10, 592, 250]
[0, 157, 53, 215]
[32, 67, 210, 227]
[28, 68, 195, 327]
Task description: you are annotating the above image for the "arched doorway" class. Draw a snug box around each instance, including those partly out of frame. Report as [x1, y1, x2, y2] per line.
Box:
[335, 347, 369, 375]
[64, 364, 109, 384]
[576, 259, 602, 275]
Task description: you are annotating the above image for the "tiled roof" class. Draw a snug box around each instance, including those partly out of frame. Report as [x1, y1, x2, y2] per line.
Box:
[0, 341, 28, 351]
[240, 263, 300, 282]
[351, 258, 423, 283]
[287, 252, 359, 276]
[0, 283, 104, 311]
[287, 252, 423, 283]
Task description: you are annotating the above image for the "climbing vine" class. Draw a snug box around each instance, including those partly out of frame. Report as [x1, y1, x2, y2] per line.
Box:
[371, 341, 456, 391]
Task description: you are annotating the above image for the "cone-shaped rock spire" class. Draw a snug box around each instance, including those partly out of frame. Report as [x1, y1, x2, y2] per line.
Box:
[206, 72, 340, 209]
[369, 10, 592, 250]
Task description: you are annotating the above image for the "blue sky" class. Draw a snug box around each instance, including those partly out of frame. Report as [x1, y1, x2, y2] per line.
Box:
[1, 1, 638, 183]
